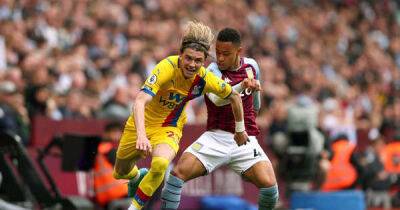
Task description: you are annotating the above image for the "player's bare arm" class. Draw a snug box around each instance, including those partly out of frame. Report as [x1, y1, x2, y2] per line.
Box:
[133, 91, 153, 156]
[227, 90, 249, 146]
[207, 78, 261, 106]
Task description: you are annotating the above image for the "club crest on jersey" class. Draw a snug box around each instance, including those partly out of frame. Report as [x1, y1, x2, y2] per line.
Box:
[148, 74, 157, 84]
[191, 142, 203, 151]
[191, 85, 201, 95]
[246, 67, 254, 79]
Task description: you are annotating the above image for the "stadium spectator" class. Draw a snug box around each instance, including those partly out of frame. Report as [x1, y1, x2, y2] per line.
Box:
[357, 129, 394, 209]
[93, 121, 129, 209]
[98, 86, 131, 120]
[0, 81, 29, 144]
[321, 135, 358, 191]
[161, 28, 278, 210]
[58, 89, 91, 119]
[113, 21, 248, 210]
[266, 98, 288, 160]
[381, 98, 400, 138]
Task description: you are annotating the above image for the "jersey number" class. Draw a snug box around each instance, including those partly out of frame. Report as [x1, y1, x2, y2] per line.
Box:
[240, 88, 253, 97]
[254, 149, 261, 158]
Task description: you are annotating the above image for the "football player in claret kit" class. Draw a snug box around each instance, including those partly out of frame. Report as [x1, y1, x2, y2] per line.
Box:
[112, 22, 250, 210]
[161, 28, 278, 210]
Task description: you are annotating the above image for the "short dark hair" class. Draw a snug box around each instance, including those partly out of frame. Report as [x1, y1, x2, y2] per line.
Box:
[217, 28, 241, 46]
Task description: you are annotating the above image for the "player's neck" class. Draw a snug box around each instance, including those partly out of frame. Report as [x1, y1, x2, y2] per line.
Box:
[229, 56, 241, 71]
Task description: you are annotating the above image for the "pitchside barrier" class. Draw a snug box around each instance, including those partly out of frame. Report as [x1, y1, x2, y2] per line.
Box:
[290, 190, 366, 210]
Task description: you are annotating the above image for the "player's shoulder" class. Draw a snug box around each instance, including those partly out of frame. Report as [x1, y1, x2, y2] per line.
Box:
[197, 66, 211, 79]
[159, 55, 179, 69]
[153, 56, 179, 78]
[243, 57, 259, 69]
[206, 62, 222, 78]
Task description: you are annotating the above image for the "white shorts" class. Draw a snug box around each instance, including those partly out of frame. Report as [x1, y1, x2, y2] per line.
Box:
[184, 130, 269, 175]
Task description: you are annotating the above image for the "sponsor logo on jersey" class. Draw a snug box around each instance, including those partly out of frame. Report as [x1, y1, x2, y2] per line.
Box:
[191, 85, 201, 95]
[159, 92, 186, 109]
[168, 92, 185, 103]
[245, 67, 254, 79]
[224, 77, 232, 84]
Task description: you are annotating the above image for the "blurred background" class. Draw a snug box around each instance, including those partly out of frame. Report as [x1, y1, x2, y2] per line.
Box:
[0, 0, 400, 209]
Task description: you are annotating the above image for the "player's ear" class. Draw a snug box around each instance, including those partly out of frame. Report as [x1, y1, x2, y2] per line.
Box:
[237, 46, 243, 55]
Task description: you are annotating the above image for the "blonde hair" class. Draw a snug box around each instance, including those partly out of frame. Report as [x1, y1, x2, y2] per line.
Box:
[180, 21, 214, 56]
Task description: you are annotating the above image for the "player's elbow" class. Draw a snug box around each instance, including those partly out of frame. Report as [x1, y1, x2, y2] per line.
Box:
[136, 91, 151, 101]
[228, 90, 241, 102]
[212, 97, 226, 107]
[134, 91, 152, 106]
[208, 93, 229, 106]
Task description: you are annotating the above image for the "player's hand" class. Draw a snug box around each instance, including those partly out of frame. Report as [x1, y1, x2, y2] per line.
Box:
[234, 131, 249, 146]
[136, 135, 152, 157]
[242, 78, 261, 91]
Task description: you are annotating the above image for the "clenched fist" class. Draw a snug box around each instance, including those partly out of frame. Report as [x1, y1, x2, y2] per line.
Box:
[242, 78, 261, 91]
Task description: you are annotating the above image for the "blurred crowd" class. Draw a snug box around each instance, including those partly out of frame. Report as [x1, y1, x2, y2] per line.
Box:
[0, 0, 399, 145]
[0, 0, 400, 144]
[0, 0, 400, 209]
